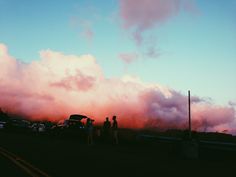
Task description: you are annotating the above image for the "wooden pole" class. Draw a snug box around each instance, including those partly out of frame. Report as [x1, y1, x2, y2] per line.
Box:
[188, 90, 192, 139]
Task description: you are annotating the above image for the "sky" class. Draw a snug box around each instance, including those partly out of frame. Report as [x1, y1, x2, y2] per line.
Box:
[0, 0, 236, 133]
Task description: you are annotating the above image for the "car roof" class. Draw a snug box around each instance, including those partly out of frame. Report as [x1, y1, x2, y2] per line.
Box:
[69, 114, 87, 121]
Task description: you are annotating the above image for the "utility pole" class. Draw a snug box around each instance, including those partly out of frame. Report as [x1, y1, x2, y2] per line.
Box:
[188, 90, 192, 139]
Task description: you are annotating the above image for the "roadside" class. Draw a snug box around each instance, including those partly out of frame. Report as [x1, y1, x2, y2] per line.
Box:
[0, 131, 235, 177]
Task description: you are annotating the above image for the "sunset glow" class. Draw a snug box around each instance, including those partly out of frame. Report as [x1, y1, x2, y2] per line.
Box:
[0, 0, 235, 134]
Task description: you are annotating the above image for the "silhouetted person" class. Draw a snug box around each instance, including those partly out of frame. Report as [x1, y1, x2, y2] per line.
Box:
[96, 127, 101, 137]
[112, 116, 118, 144]
[0, 108, 9, 121]
[86, 118, 94, 145]
[103, 117, 111, 140]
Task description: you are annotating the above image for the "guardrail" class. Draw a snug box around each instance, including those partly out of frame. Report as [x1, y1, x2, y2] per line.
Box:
[136, 134, 236, 151]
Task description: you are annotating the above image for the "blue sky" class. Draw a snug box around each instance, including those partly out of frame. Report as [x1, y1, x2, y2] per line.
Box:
[0, 0, 235, 106]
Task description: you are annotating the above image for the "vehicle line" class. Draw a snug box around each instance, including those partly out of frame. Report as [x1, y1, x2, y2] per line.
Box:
[0, 146, 51, 177]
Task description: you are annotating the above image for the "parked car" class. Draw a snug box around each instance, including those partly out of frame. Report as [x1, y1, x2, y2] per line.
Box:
[66, 114, 87, 129]
[52, 114, 88, 138]
[8, 118, 31, 131]
[0, 121, 7, 129]
[30, 123, 46, 133]
[0, 108, 10, 129]
[38, 123, 46, 132]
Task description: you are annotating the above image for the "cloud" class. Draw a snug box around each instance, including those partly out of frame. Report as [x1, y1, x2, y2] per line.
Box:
[69, 3, 102, 43]
[70, 17, 94, 42]
[0, 43, 235, 133]
[50, 70, 96, 91]
[229, 101, 236, 107]
[146, 47, 161, 58]
[79, 20, 94, 42]
[118, 0, 197, 57]
[0, 43, 8, 57]
[119, 0, 180, 42]
[83, 28, 94, 42]
[119, 53, 139, 64]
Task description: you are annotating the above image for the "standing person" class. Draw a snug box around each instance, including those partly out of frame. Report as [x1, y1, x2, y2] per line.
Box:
[86, 118, 94, 145]
[112, 116, 118, 145]
[103, 117, 111, 140]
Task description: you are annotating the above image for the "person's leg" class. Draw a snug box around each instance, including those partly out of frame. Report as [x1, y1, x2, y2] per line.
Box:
[91, 133, 93, 144]
[113, 130, 118, 144]
[115, 131, 118, 144]
[87, 133, 90, 145]
[88, 131, 93, 145]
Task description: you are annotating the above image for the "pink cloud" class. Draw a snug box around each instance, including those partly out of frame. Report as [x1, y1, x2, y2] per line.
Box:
[119, 0, 183, 44]
[83, 28, 94, 42]
[50, 70, 96, 91]
[120, 0, 181, 30]
[69, 4, 101, 43]
[229, 101, 236, 107]
[79, 20, 94, 42]
[119, 53, 138, 64]
[146, 47, 161, 58]
[119, 0, 197, 57]
[0, 43, 235, 134]
[70, 17, 94, 42]
[0, 43, 8, 57]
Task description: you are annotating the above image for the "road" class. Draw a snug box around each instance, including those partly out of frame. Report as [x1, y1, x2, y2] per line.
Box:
[0, 131, 235, 177]
[0, 146, 51, 177]
[0, 153, 30, 177]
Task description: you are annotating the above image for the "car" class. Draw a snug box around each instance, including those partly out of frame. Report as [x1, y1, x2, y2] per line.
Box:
[38, 123, 46, 132]
[0, 121, 7, 129]
[0, 108, 10, 129]
[30, 123, 46, 133]
[7, 118, 31, 131]
[66, 114, 88, 129]
[53, 114, 88, 138]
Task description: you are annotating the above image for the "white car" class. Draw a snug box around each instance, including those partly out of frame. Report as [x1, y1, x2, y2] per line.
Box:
[31, 123, 46, 132]
[38, 123, 46, 132]
[0, 121, 7, 129]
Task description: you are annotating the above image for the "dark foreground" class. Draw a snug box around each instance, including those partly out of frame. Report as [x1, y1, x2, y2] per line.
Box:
[0, 131, 235, 177]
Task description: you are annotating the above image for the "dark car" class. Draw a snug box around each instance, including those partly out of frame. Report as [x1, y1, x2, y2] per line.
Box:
[0, 121, 7, 129]
[66, 114, 87, 129]
[0, 108, 10, 129]
[52, 114, 88, 138]
[8, 118, 31, 131]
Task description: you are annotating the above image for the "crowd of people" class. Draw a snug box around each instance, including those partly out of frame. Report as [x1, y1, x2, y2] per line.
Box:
[85, 116, 118, 145]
